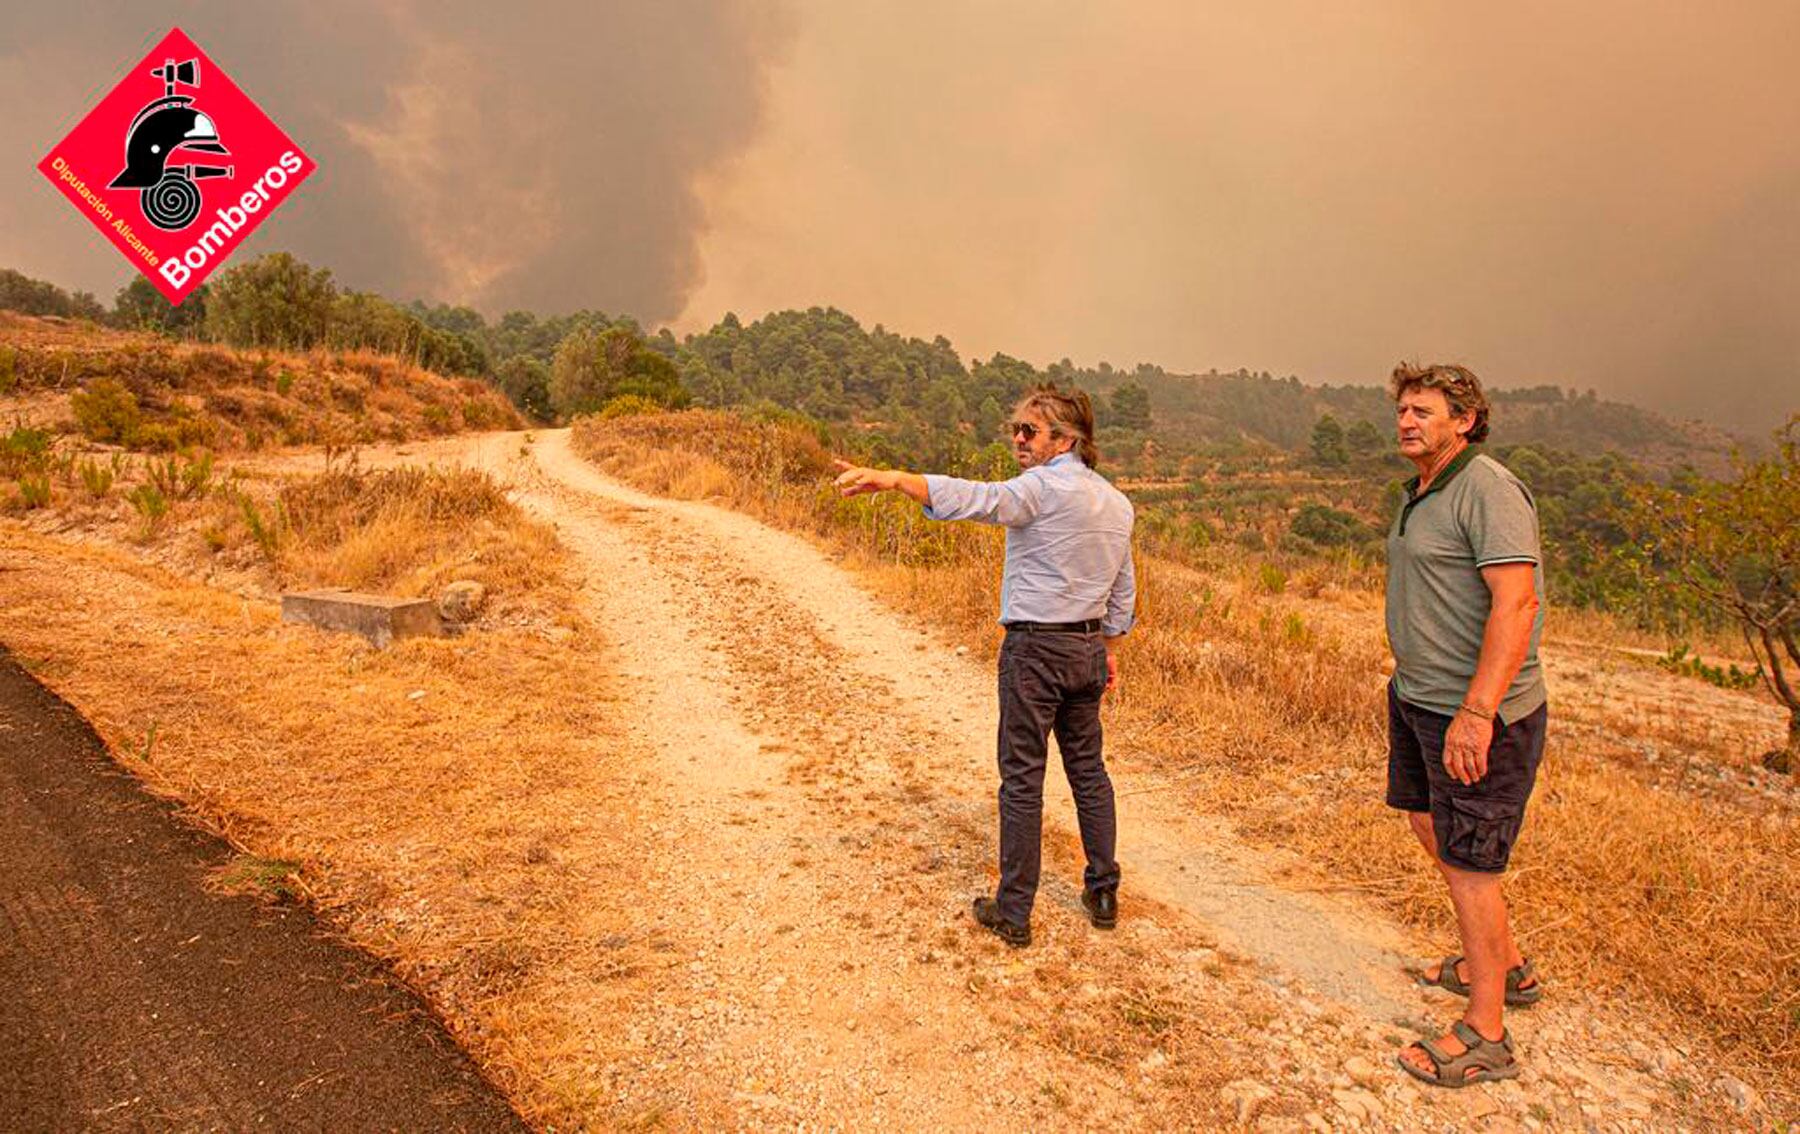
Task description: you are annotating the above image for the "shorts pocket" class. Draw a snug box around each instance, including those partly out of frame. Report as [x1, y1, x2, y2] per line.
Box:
[1438, 795, 1521, 872]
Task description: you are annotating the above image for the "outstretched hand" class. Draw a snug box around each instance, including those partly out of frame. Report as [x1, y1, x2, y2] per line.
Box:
[833, 459, 893, 497]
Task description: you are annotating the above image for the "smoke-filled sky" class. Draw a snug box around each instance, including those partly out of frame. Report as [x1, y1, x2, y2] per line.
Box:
[4, 3, 1796, 431]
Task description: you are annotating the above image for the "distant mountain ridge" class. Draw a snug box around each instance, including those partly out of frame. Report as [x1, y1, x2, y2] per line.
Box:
[1079, 365, 1750, 476]
[0, 260, 1751, 477]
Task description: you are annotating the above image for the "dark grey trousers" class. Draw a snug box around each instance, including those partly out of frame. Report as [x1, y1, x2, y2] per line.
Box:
[994, 627, 1120, 924]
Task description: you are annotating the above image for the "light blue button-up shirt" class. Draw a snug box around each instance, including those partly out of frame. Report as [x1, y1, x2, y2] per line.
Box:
[923, 452, 1137, 636]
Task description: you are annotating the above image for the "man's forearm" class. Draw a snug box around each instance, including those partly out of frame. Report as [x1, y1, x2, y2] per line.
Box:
[890, 471, 930, 505]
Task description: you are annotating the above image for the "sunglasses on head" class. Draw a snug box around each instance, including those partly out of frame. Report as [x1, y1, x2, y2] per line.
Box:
[1008, 421, 1052, 441]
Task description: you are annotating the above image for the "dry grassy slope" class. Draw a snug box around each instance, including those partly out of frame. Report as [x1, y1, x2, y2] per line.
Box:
[0, 313, 521, 450]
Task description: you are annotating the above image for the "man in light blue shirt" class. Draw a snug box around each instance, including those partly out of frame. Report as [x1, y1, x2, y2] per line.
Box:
[834, 386, 1136, 947]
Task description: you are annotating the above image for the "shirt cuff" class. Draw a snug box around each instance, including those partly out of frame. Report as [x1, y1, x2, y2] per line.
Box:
[920, 473, 956, 520]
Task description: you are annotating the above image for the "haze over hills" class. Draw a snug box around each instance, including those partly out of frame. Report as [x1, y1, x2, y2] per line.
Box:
[1074, 364, 1753, 477]
[5, 7, 1796, 433]
[0, 263, 1757, 479]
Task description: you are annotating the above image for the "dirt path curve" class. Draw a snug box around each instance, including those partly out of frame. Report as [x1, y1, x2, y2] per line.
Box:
[0, 650, 527, 1133]
[509, 430, 1416, 1014]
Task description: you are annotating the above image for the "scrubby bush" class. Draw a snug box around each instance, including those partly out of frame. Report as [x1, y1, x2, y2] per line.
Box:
[77, 456, 118, 499]
[1290, 502, 1368, 547]
[1, 426, 50, 476]
[71, 378, 142, 444]
[15, 473, 50, 509]
[145, 449, 214, 501]
[598, 394, 664, 419]
[126, 483, 169, 531]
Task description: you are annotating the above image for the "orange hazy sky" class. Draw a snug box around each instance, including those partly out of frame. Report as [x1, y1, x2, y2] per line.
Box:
[675, 1, 1799, 430]
[4, 3, 1795, 430]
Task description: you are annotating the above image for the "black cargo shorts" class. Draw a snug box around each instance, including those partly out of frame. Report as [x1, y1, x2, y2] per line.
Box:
[1385, 681, 1547, 873]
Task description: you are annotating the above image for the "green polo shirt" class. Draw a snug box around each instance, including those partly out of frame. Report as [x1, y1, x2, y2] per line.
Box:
[1385, 446, 1547, 724]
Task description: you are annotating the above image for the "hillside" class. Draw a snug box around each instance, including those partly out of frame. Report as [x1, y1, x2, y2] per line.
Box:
[0, 260, 1754, 478]
[0, 313, 522, 451]
[1079, 365, 1749, 478]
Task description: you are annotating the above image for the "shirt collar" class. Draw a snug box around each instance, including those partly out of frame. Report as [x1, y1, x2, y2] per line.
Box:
[1045, 451, 1083, 468]
[1404, 444, 1478, 503]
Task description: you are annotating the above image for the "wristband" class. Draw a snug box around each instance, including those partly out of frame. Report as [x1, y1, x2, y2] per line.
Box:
[1458, 702, 1494, 720]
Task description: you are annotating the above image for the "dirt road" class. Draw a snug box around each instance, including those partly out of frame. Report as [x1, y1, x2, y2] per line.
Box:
[0, 649, 526, 1132]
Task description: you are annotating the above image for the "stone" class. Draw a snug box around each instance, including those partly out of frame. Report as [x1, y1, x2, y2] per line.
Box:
[1716, 1075, 1759, 1112]
[1332, 1086, 1382, 1124]
[1343, 1055, 1383, 1090]
[437, 579, 487, 623]
[1255, 1116, 1305, 1134]
[1221, 1079, 1276, 1124]
[280, 588, 441, 648]
[1303, 1114, 1332, 1134]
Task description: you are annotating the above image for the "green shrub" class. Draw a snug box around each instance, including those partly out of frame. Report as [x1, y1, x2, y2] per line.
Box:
[1, 426, 50, 476]
[1657, 643, 1763, 691]
[237, 492, 284, 557]
[598, 394, 664, 419]
[0, 346, 16, 395]
[144, 449, 214, 501]
[1290, 502, 1368, 547]
[132, 410, 216, 452]
[77, 456, 116, 499]
[71, 378, 141, 444]
[16, 473, 50, 509]
[1257, 562, 1288, 595]
[126, 483, 169, 530]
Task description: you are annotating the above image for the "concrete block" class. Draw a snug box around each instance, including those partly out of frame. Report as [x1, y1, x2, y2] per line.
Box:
[280, 589, 442, 649]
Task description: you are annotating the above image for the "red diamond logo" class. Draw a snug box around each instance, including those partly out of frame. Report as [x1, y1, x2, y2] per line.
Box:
[36, 27, 315, 305]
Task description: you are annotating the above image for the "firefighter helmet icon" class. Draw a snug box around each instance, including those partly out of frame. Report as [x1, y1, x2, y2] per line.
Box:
[107, 57, 234, 231]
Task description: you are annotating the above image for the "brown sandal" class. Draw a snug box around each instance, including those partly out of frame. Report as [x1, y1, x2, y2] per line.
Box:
[1418, 954, 1543, 1007]
[1397, 1021, 1521, 1088]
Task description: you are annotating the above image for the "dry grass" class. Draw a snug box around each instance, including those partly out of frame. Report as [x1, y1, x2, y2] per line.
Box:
[0, 425, 647, 1128]
[267, 453, 564, 612]
[0, 312, 522, 452]
[0, 520, 659, 1130]
[7, 439, 567, 632]
[573, 409, 1800, 1098]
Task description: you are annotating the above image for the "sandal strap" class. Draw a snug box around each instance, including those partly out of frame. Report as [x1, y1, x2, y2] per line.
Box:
[1509, 958, 1536, 987]
[1414, 1038, 1453, 1069]
[1451, 1020, 1513, 1054]
[1436, 954, 1469, 993]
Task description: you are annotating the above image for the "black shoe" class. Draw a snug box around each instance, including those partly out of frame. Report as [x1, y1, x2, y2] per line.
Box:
[1081, 886, 1117, 929]
[971, 897, 1031, 948]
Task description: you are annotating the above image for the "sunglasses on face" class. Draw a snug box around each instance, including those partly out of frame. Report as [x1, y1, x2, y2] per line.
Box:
[1008, 421, 1051, 441]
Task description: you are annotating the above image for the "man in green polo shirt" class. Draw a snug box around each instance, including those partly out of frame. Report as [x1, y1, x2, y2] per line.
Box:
[1383, 362, 1548, 1089]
